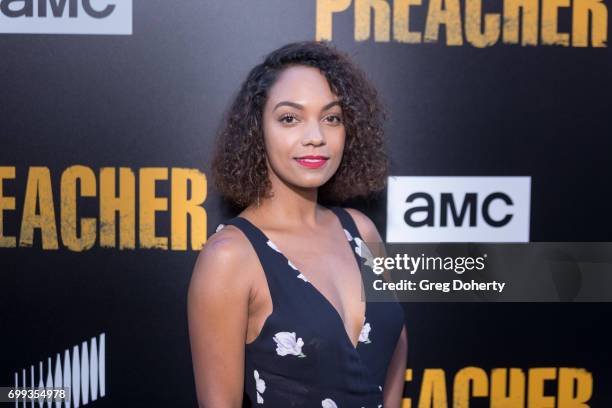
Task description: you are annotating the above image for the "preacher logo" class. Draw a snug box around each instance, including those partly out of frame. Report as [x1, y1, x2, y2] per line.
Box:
[402, 367, 592, 407]
[0, 166, 208, 251]
[316, 0, 608, 47]
[386, 176, 531, 242]
[0, 0, 132, 35]
[13, 332, 106, 407]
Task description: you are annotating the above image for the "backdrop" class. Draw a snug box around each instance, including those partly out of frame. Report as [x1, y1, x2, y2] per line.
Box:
[1, 0, 611, 406]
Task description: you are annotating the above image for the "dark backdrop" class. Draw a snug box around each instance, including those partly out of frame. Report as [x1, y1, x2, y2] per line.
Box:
[2, 0, 610, 406]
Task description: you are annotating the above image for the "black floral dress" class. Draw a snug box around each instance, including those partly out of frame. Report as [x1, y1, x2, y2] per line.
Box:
[220, 206, 405, 408]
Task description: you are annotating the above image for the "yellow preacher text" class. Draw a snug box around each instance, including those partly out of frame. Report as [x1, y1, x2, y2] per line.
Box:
[402, 367, 593, 407]
[0, 166, 207, 251]
[317, 0, 608, 47]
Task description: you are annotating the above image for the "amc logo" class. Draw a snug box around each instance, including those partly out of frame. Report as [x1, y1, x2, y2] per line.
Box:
[386, 176, 531, 243]
[0, 0, 132, 35]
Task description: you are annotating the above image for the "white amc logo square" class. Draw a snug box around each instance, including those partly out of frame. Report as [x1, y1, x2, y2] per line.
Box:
[386, 176, 531, 243]
[0, 0, 132, 35]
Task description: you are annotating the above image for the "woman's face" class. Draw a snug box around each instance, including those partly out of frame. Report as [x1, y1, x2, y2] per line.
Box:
[262, 65, 345, 192]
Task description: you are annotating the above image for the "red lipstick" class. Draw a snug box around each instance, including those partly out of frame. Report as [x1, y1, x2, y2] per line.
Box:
[295, 155, 328, 169]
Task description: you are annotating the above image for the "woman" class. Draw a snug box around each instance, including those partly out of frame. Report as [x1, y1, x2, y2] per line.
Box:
[188, 41, 407, 407]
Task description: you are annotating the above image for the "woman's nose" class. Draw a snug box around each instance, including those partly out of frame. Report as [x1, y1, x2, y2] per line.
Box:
[301, 121, 326, 146]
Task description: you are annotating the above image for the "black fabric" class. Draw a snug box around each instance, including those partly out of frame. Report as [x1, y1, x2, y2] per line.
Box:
[224, 206, 405, 407]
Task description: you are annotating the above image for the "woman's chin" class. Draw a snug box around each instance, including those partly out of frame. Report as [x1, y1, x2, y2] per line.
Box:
[289, 178, 332, 191]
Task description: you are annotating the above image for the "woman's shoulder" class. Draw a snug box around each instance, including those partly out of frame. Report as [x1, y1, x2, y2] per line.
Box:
[204, 222, 251, 255]
[341, 207, 383, 243]
[190, 223, 259, 289]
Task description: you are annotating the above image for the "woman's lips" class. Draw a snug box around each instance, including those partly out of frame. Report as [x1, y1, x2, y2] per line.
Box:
[295, 156, 328, 169]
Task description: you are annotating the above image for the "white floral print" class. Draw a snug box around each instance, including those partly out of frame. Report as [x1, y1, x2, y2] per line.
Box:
[254, 369, 265, 404]
[289, 259, 310, 282]
[344, 228, 353, 241]
[354, 237, 371, 260]
[321, 398, 338, 408]
[267, 239, 281, 252]
[378, 385, 382, 391]
[273, 331, 306, 357]
[354, 237, 377, 272]
[215, 223, 225, 233]
[359, 322, 372, 344]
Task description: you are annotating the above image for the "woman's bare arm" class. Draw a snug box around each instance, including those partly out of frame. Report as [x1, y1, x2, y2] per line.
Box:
[345, 208, 409, 407]
[383, 324, 408, 407]
[187, 227, 254, 408]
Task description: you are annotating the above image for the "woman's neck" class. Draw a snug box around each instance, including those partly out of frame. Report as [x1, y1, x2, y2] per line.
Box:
[243, 177, 325, 230]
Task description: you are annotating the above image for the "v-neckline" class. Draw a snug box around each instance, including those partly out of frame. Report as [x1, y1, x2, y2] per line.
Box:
[237, 208, 368, 350]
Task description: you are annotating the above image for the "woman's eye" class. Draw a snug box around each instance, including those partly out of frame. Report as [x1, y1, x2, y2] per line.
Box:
[326, 115, 343, 124]
[279, 114, 298, 124]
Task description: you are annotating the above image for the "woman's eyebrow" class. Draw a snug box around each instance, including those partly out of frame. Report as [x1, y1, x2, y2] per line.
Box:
[272, 100, 341, 112]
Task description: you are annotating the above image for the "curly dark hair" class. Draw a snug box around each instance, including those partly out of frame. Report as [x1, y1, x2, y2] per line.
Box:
[211, 41, 389, 209]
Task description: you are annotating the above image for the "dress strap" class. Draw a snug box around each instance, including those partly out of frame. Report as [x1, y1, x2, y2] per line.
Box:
[329, 206, 363, 241]
[223, 216, 271, 247]
[222, 216, 288, 307]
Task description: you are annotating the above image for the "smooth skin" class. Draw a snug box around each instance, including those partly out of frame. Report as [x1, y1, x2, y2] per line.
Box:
[188, 65, 408, 408]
